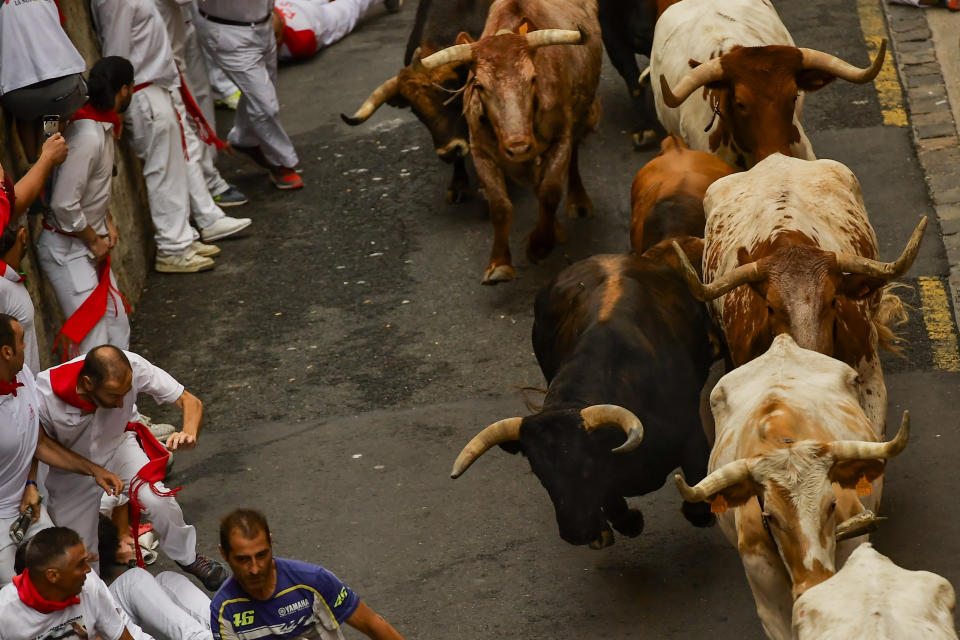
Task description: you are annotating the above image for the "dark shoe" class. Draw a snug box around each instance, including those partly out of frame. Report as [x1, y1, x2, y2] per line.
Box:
[213, 186, 249, 207]
[384, 0, 403, 12]
[232, 144, 271, 169]
[177, 554, 228, 591]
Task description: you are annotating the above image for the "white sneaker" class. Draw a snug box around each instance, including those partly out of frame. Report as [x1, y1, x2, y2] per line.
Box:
[155, 249, 215, 273]
[137, 413, 176, 442]
[200, 216, 252, 242]
[191, 240, 221, 258]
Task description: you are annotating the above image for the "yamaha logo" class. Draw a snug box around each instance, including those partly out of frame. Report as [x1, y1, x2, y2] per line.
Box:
[278, 598, 309, 616]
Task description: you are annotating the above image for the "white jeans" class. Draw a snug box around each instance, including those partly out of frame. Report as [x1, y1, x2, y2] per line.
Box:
[46, 432, 198, 572]
[0, 505, 55, 583]
[110, 568, 212, 640]
[306, 0, 381, 51]
[125, 85, 197, 255]
[195, 17, 299, 168]
[36, 231, 130, 353]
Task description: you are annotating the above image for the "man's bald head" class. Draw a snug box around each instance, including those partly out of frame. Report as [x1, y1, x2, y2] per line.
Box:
[78, 345, 132, 408]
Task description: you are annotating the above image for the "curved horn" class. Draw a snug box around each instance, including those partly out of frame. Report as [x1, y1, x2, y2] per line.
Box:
[450, 417, 522, 478]
[674, 459, 751, 503]
[580, 404, 644, 453]
[834, 216, 927, 280]
[670, 241, 763, 302]
[828, 410, 910, 461]
[799, 39, 886, 84]
[659, 57, 724, 108]
[420, 43, 475, 71]
[524, 28, 583, 50]
[341, 76, 400, 125]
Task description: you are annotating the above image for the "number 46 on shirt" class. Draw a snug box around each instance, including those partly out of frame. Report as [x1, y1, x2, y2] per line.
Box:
[233, 611, 254, 626]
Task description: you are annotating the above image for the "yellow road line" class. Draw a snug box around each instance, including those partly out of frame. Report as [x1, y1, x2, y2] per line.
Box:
[856, 0, 908, 127]
[917, 276, 960, 371]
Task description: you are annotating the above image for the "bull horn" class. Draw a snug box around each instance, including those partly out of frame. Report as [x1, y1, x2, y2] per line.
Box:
[495, 28, 513, 36]
[670, 241, 763, 302]
[450, 417, 522, 478]
[834, 216, 927, 280]
[799, 39, 886, 84]
[341, 76, 400, 125]
[659, 56, 724, 108]
[580, 405, 644, 453]
[834, 510, 887, 542]
[828, 410, 910, 461]
[674, 459, 752, 503]
[420, 43, 475, 71]
[524, 28, 583, 50]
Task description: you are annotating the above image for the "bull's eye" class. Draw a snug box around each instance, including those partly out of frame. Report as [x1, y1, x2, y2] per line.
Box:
[735, 101, 747, 112]
[827, 500, 836, 515]
[830, 297, 838, 309]
[531, 75, 537, 85]
[766, 304, 774, 315]
[474, 83, 484, 93]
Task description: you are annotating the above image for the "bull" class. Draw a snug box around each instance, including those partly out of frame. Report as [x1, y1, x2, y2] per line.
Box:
[419, 0, 603, 284]
[341, 0, 493, 203]
[650, 0, 885, 169]
[672, 154, 926, 437]
[676, 333, 911, 639]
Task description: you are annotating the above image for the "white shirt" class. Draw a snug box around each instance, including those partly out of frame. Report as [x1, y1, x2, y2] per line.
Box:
[49, 119, 116, 235]
[0, 572, 126, 640]
[0, 264, 39, 374]
[36, 351, 184, 467]
[197, 0, 275, 23]
[0, 0, 86, 95]
[0, 365, 38, 519]
[92, 0, 180, 90]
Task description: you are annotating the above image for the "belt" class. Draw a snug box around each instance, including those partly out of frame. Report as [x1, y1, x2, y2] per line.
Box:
[42, 221, 78, 238]
[199, 9, 271, 27]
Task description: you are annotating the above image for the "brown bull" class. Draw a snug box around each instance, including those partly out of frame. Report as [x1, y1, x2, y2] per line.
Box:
[420, 0, 603, 284]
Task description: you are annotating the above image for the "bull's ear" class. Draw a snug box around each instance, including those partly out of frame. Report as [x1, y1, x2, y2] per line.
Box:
[709, 480, 760, 511]
[796, 69, 837, 93]
[838, 273, 885, 300]
[830, 459, 885, 489]
[386, 93, 409, 108]
[455, 31, 475, 45]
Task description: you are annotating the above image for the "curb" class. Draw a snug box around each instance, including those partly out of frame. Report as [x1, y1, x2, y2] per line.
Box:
[878, 2, 960, 323]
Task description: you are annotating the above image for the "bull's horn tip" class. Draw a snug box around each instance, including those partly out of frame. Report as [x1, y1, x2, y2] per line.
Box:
[340, 113, 358, 125]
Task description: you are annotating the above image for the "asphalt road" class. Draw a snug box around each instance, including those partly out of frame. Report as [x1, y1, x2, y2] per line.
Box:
[130, 0, 960, 637]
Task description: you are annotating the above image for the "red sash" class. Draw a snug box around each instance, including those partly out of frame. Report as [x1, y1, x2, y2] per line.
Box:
[178, 72, 227, 151]
[49, 360, 96, 411]
[52, 256, 130, 362]
[125, 422, 182, 568]
[70, 103, 121, 140]
[13, 570, 81, 613]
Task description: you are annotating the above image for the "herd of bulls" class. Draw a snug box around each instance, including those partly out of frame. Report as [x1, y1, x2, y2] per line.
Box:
[342, 0, 957, 637]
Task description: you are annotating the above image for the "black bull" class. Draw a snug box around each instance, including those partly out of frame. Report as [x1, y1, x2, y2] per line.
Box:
[451, 248, 719, 548]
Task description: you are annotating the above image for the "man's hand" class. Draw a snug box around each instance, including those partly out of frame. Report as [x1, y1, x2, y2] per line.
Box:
[19, 483, 40, 522]
[106, 215, 119, 249]
[93, 467, 124, 496]
[39, 133, 68, 166]
[88, 235, 110, 262]
[165, 431, 197, 451]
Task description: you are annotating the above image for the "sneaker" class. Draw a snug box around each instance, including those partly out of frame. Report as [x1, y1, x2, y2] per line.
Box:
[232, 144, 271, 169]
[200, 216, 252, 242]
[384, 0, 403, 12]
[155, 250, 215, 274]
[215, 89, 241, 110]
[177, 554, 228, 591]
[269, 167, 304, 190]
[190, 240, 221, 258]
[212, 186, 249, 208]
[138, 414, 176, 442]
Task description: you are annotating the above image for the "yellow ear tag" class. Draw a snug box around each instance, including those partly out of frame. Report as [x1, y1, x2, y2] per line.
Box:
[856, 474, 872, 496]
[518, 21, 529, 35]
[710, 494, 728, 514]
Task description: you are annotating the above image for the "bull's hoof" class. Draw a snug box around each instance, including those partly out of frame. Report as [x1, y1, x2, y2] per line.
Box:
[565, 199, 594, 219]
[482, 264, 515, 285]
[632, 130, 658, 150]
[526, 233, 556, 264]
[611, 508, 645, 538]
[446, 187, 471, 204]
[588, 529, 615, 550]
[682, 500, 716, 528]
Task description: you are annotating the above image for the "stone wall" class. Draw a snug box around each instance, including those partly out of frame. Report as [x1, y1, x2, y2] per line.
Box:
[1, 0, 153, 368]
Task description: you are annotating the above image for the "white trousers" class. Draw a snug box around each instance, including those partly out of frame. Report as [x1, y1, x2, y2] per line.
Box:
[36, 231, 131, 353]
[0, 505, 55, 583]
[169, 89, 227, 230]
[126, 86, 196, 255]
[307, 0, 381, 50]
[195, 17, 299, 168]
[46, 432, 197, 572]
[110, 569, 212, 640]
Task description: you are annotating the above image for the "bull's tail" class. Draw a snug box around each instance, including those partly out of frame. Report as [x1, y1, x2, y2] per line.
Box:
[874, 283, 912, 356]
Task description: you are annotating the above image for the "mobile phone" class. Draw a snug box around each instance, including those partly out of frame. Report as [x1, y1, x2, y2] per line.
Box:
[42, 115, 60, 140]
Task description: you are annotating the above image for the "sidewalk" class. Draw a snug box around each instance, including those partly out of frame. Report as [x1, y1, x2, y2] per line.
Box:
[881, 2, 960, 319]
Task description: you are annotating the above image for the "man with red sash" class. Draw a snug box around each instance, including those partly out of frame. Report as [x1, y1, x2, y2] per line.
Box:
[0, 314, 124, 583]
[0, 527, 139, 640]
[273, 0, 391, 61]
[36, 345, 228, 591]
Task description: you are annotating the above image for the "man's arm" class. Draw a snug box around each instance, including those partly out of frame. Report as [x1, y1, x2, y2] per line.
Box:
[166, 390, 204, 451]
[345, 601, 406, 640]
[19, 458, 41, 521]
[34, 426, 124, 495]
[13, 134, 68, 218]
[49, 129, 110, 261]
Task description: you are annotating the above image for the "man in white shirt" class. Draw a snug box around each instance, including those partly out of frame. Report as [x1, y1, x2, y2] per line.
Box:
[0, 527, 137, 640]
[36, 345, 228, 590]
[273, 0, 389, 61]
[0, 225, 41, 374]
[0, 314, 124, 583]
[91, 0, 252, 273]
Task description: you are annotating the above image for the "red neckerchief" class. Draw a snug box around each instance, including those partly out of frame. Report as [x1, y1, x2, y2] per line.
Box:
[0, 374, 23, 396]
[13, 570, 81, 613]
[1, 260, 24, 283]
[53, 256, 130, 362]
[125, 422, 181, 567]
[49, 360, 96, 411]
[70, 103, 121, 140]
